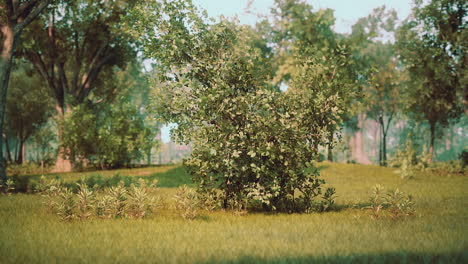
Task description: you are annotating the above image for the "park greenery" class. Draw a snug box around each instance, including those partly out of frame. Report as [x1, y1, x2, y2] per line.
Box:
[0, 0, 466, 262]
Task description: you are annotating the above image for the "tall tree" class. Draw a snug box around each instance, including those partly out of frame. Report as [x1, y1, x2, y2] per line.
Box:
[271, 0, 359, 161]
[19, 0, 138, 170]
[0, 0, 52, 183]
[396, 0, 466, 161]
[364, 42, 403, 166]
[4, 60, 53, 164]
[350, 6, 401, 166]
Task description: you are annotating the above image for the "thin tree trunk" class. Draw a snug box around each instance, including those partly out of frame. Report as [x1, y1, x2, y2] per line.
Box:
[429, 122, 436, 163]
[16, 139, 25, 164]
[382, 134, 387, 166]
[3, 133, 12, 163]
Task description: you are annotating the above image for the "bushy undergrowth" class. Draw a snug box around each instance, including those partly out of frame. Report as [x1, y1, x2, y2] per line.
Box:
[390, 138, 466, 178]
[6, 162, 51, 176]
[36, 177, 158, 220]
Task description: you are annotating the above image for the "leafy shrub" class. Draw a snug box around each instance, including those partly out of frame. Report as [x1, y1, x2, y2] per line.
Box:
[173, 185, 199, 220]
[35, 176, 64, 211]
[0, 179, 15, 195]
[366, 184, 415, 220]
[390, 137, 430, 179]
[76, 182, 95, 220]
[40, 177, 158, 220]
[368, 184, 385, 219]
[126, 179, 157, 219]
[149, 14, 339, 213]
[320, 187, 337, 212]
[385, 189, 415, 219]
[425, 160, 466, 176]
[56, 188, 76, 221]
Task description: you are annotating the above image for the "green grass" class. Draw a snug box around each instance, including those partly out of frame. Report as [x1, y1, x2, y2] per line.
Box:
[10, 164, 190, 191]
[0, 163, 467, 263]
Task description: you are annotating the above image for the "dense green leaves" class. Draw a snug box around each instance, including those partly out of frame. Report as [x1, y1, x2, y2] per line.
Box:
[128, 0, 339, 212]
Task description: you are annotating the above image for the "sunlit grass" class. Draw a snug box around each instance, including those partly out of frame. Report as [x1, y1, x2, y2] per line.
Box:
[0, 163, 466, 263]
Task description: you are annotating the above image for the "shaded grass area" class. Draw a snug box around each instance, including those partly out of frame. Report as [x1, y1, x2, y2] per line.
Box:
[10, 164, 192, 191]
[0, 163, 467, 263]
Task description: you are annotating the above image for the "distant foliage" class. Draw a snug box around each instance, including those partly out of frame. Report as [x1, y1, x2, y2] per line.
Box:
[61, 100, 157, 169]
[390, 137, 467, 177]
[389, 137, 430, 179]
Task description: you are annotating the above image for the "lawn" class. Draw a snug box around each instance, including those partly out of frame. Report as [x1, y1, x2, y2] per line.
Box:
[0, 163, 466, 263]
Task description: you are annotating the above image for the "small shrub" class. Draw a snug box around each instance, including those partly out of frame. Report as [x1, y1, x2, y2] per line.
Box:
[173, 185, 199, 220]
[366, 184, 415, 220]
[106, 182, 128, 218]
[56, 188, 76, 221]
[385, 188, 415, 219]
[0, 179, 15, 195]
[76, 182, 95, 220]
[319, 187, 337, 212]
[390, 137, 430, 179]
[368, 184, 385, 219]
[196, 188, 222, 211]
[96, 195, 115, 219]
[39, 177, 158, 220]
[126, 179, 157, 219]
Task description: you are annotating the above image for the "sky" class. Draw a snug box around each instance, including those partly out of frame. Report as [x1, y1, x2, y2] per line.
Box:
[161, 0, 414, 143]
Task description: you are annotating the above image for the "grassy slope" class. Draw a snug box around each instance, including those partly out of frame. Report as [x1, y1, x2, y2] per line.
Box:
[0, 163, 466, 263]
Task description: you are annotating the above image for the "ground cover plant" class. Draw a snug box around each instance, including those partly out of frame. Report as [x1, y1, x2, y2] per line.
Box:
[0, 163, 467, 263]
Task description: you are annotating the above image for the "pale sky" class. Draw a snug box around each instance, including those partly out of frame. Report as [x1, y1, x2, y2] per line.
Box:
[161, 0, 414, 142]
[192, 0, 413, 34]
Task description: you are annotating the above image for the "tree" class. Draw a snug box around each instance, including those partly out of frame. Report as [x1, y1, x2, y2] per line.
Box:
[60, 61, 158, 169]
[19, 0, 138, 171]
[0, 0, 52, 183]
[129, 0, 338, 212]
[4, 60, 53, 164]
[364, 42, 404, 166]
[396, 0, 466, 161]
[271, 0, 359, 161]
[349, 6, 401, 166]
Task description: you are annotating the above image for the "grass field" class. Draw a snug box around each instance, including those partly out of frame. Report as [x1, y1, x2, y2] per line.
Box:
[0, 163, 467, 263]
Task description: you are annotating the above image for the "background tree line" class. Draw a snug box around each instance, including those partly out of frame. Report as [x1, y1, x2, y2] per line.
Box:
[0, 0, 466, 185]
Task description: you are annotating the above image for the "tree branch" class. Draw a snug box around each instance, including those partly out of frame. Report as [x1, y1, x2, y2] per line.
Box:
[14, 0, 51, 36]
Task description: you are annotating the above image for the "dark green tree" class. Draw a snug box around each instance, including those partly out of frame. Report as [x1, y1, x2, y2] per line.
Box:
[19, 0, 139, 170]
[0, 0, 52, 183]
[396, 0, 466, 161]
[4, 60, 53, 164]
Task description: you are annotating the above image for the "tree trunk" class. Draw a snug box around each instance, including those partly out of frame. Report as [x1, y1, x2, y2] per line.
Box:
[382, 133, 387, 166]
[0, 0, 51, 183]
[147, 149, 151, 165]
[3, 134, 12, 163]
[16, 139, 25, 164]
[0, 25, 18, 183]
[429, 122, 436, 163]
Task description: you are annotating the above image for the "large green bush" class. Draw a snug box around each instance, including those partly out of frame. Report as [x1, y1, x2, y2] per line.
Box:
[131, 2, 341, 212]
